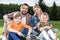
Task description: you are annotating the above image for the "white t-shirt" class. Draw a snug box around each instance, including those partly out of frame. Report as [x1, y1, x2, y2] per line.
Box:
[21, 16, 26, 24]
[21, 16, 26, 32]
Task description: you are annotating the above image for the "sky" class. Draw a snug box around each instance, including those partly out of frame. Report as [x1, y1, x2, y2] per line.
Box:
[44, 0, 60, 7]
[0, 0, 60, 7]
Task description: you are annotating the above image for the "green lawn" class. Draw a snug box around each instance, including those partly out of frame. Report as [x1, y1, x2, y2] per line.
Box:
[0, 19, 4, 35]
[0, 19, 60, 39]
[51, 21, 60, 39]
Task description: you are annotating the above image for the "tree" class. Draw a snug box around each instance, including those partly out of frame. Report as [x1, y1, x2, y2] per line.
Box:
[38, 0, 48, 12]
[51, 1, 58, 20]
[57, 7, 60, 20]
[0, 4, 20, 19]
[28, 6, 34, 15]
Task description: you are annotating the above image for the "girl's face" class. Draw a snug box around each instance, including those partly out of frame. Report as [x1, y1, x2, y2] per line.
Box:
[14, 17, 22, 24]
[41, 15, 49, 23]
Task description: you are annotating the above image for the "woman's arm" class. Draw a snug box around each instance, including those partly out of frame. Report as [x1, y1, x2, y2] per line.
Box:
[33, 22, 40, 29]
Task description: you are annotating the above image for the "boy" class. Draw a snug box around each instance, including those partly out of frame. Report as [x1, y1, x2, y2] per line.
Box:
[7, 13, 32, 40]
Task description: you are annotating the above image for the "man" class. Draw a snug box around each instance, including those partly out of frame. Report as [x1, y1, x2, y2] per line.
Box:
[3, 3, 32, 40]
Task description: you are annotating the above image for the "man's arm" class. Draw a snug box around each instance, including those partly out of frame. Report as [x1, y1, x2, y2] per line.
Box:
[3, 11, 19, 23]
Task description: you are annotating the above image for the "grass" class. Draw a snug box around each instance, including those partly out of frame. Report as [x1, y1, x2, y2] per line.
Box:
[0, 19, 4, 35]
[51, 21, 60, 39]
[0, 27, 3, 35]
[0, 19, 60, 39]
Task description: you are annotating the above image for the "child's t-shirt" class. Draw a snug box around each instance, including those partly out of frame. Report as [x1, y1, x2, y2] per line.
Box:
[9, 21, 31, 31]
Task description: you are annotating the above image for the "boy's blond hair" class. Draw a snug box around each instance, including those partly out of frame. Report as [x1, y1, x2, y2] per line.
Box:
[13, 12, 22, 18]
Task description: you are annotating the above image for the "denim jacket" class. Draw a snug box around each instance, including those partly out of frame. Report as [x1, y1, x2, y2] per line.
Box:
[30, 15, 50, 27]
[30, 16, 40, 28]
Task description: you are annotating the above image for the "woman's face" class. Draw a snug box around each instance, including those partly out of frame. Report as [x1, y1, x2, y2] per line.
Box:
[33, 7, 41, 15]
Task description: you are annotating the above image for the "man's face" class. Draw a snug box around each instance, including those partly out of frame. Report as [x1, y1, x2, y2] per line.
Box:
[20, 5, 28, 15]
[33, 7, 41, 15]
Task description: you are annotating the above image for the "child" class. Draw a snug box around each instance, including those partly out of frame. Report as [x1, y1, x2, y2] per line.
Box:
[35, 13, 57, 40]
[7, 13, 32, 40]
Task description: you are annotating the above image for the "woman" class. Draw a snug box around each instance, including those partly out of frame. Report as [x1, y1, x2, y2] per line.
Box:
[30, 4, 43, 35]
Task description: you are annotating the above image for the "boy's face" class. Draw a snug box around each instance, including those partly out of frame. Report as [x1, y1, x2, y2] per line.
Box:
[41, 15, 49, 23]
[14, 17, 22, 24]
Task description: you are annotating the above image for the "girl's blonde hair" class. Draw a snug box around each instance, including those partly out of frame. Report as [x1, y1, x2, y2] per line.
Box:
[43, 12, 49, 18]
[37, 12, 50, 30]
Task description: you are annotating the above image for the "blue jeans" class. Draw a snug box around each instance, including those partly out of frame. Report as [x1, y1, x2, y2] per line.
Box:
[8, 32, 26, 40]
[22, 28, 28, 35]
[31, 30, 38, 35]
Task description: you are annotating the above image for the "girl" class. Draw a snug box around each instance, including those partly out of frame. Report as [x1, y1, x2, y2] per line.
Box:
[35, 12, 57, 40]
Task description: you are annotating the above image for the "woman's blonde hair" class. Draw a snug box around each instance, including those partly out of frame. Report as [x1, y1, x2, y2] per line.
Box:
[33, 4, 43, 16]
[33, 4, 40, 9]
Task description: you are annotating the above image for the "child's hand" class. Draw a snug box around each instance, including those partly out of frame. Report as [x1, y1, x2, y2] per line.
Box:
[40, 27, 45, 31]
[17, 32, 24, 36]
[45, 26, 51, 29]
[26, 35, 31, 40]
[40, 27, 47, 31]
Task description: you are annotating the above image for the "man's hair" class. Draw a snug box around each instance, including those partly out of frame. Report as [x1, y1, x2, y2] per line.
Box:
[21, 3, 29, 7]
[13, 12, 21, 18]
